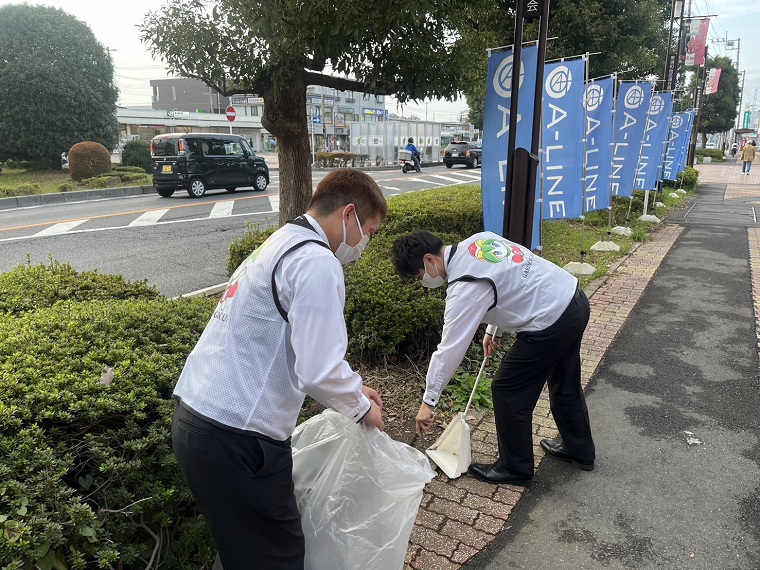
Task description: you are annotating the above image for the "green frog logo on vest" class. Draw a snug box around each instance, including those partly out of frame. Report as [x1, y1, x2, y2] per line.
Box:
[468, 239, 525, 264]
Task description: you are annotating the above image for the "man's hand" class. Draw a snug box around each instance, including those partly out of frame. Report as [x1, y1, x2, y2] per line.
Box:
[362, 385, 383, 410]
[416, 402, 435, 436]
[360, 400, 385, 431]
[482, 334, 502, 364]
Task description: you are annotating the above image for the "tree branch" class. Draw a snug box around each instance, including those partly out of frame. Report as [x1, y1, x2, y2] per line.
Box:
[303, 71, 395, 95]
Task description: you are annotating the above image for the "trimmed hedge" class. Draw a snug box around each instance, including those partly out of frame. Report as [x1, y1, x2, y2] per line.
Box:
[0, 260, 160, 315]
[0, 296, 218, 569]
[68, 142, 112, 182]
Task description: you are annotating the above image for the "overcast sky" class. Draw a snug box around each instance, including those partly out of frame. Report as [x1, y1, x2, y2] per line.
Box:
[7, 0, 759, 125]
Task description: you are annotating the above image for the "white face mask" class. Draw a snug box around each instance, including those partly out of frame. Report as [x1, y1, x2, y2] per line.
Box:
[334, 209, 369, 265]
[420, 259, 445, 288]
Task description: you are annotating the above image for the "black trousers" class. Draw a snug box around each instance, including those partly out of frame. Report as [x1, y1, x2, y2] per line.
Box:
[172, 403, 304, 570]
[491, 286, 595, 479]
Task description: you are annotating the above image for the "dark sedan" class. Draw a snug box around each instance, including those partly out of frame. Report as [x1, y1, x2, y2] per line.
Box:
[443, 141, 481, 169]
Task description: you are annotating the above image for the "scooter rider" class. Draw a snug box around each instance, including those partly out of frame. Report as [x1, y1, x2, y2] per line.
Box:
[406, 138, 421, 171]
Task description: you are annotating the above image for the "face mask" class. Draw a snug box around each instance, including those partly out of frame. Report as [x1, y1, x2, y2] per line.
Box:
[334, 209, 369, 265]
[420, 259, 445, 288]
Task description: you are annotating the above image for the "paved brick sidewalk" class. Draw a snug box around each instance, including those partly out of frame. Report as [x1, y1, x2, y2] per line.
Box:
[750, 227, 760, 356]
[404, 225, 684, 569]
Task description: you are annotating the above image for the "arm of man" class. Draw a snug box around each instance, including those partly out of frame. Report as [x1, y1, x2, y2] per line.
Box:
[416, 281, 492, 435]
[284, 249, 384, 430]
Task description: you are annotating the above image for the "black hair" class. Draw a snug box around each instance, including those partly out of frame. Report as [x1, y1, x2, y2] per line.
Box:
[391, 230, 445, 280]
[408, 137, 414, 144]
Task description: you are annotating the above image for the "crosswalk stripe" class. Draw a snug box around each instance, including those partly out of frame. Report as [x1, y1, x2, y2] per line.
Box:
[415, 178, 446, 186]
[209, 201, 235, 218]
[33, 220, 88, 236]
[448, 172, 482, 180]
[128, 209, 170, 226]
[431, 174, 471, 183]
[268, 196, 280, 212]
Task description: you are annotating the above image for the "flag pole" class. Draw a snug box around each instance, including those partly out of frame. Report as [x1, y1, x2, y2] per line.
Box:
[564, 53, 595, 276]
[589, 74, 622, 252]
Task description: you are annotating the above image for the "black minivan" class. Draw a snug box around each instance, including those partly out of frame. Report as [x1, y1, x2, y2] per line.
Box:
[151, 133, 270, 198]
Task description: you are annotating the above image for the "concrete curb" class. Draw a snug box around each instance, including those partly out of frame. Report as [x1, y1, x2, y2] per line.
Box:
[0, 185, 156, 210]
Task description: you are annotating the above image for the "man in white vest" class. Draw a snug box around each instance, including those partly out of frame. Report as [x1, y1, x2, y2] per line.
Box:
[172, 169, 387, 570]
[392, 229, 595, 486]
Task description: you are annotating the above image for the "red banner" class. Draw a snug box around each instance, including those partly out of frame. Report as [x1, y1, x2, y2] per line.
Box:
[704, 68, 722, 95]
[685, 18, 709, 66]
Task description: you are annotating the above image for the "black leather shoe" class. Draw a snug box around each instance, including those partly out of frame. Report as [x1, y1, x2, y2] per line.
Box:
[540, 438, 594, 471]
[468, 462, 532, 486]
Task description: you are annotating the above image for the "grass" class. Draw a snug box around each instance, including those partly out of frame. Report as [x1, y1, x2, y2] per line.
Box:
[0, 167, 152, 196]
[0, 168, 71, 193]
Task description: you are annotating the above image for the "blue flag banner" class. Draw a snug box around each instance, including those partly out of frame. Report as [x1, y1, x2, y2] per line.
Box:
[662, 111, 691, 181]
[539, 58, 586, 222]
[481, 45, 538, 236]
[610, 82, 653, 198]
[581, 77, 615, 213]
[675, 110, 695, 175]
[638, 92, 673, 190]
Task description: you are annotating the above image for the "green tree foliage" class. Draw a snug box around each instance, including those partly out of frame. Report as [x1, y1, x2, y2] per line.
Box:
[458, 0, 671, 122]
[120, 140, 152, 172]
[0, 5, 119, 169]
[141, 0, 465, 224]
[694, 56, 740, 141]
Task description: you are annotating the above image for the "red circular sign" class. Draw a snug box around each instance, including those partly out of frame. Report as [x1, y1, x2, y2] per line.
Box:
[225, 105, 236, 122]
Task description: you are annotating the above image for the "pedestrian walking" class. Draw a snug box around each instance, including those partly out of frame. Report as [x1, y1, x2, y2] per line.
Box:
[392, 230, 595, 486]
[741, 141, 756, 175]
[172, 169, 388, 570]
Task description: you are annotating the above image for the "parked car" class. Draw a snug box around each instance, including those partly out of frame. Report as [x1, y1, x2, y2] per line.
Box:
[443, 140, 481, 169]
[150, 133, 269, 198]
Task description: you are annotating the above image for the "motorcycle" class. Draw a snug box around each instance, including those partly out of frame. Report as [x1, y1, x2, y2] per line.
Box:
[399, 149, 421, 174]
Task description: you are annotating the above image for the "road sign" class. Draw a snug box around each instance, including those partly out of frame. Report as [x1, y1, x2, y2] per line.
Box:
[167, 110, 189, 119]
[226, 105, 236, 122]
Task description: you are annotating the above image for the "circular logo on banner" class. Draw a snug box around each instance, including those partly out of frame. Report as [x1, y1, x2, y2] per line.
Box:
[649, 95, 665, 115]
[493, 55, 525, 98]
[545, 66, 572, 99]
[584, 84, 604, 111]
[624, 86, 646, 109]
[671, 115, 683, 129]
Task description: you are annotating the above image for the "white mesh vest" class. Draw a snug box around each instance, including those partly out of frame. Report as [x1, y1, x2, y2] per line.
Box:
[447, 231, 578, 333]
[173, 218, 331, 440]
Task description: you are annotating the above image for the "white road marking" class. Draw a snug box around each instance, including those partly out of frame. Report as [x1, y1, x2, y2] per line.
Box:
[33, 219, 88, 236]
[209, 201, 235, 218]
[382, 186, 401, 191]
[268, 195, 280, 212]
[448, 172, 482, 180]
[414, 178, 446, 186]
[128, 209, 170, 226]
[431, 174, 471, 184]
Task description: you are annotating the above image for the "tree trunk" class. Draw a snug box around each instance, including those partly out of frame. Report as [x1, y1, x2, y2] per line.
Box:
[261, 73, 312, 226]
[701, 132, 707, 149]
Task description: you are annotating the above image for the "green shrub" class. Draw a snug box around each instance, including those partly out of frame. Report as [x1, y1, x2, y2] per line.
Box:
[113, 165, 148, 174]
[119, 173, 152, 184]
[0, 260, 160, 315]
[0, 187, 12, 197]
[678, 166, 699, 190]
[314, 151, 354, 167]
[57, 182, 77, 192]
[68, 142, 112, 181]
[0, 296, 218, 569]
[120, 141, 152, 173]
[382, 185, 483, 236]
[695, 148, 724, 160]
[12, 183, 40, 196]
[84, 175, 120, 189]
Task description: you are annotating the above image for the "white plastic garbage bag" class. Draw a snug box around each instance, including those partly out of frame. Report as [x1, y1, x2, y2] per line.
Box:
[291, 410, 435, 570]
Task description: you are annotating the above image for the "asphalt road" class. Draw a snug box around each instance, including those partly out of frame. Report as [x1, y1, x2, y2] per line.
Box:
[0, 165, 481, 297]
[465, 181, 760, 569]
